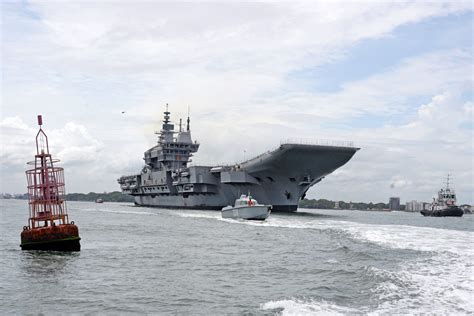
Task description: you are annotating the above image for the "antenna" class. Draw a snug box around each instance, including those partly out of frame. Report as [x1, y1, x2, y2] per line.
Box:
[179, 118, 182, 132]
[186, 106, 190, 132]
[163, 103, 171, 124]
[446, 174, 450, 189]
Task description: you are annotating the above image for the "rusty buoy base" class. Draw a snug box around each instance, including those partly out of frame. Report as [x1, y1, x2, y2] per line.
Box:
[20, 224, 81, 251]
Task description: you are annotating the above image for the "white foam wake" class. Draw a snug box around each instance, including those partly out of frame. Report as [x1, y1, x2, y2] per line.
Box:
[255, 216, 474, 314]
[321, 220, 474, 313]
[173, 211, 221, 220]
[261, 298, 358, 316]
[75, 208, 156, 216]
[164, 208, 474, 313]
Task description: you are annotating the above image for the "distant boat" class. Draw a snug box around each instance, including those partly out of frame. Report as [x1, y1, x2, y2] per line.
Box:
[222, 194, 271, 220]
[95, 198, 104, 203]
[421, 175, 463, 217]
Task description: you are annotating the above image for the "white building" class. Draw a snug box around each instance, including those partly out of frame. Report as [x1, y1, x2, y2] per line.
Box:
[405, 200, 424, 212]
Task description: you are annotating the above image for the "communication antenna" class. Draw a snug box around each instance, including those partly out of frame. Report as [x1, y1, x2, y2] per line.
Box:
[187, 106, 190, 132]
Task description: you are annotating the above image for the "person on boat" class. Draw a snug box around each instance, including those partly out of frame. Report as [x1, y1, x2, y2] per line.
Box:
[248, 196, 254, 206]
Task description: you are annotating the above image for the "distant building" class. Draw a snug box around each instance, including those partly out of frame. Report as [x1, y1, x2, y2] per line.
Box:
[334, 201, 340, 209]
[389, 197, 400, 211]
[406, 200, 424, 212]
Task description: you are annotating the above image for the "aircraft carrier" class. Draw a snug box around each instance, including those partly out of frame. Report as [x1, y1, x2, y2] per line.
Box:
[118, 107, 359, 212]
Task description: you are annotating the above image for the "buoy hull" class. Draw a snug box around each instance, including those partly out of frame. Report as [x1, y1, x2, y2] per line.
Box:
[20, 224, 81, 251]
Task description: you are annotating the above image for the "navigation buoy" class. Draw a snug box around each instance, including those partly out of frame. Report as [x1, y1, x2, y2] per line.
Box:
[20, 115, 81, 251]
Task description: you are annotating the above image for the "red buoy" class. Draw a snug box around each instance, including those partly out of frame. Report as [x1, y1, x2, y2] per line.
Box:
[20, 115, 81, 251]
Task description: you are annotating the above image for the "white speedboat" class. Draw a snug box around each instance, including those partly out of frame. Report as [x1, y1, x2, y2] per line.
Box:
[222, 194, 272, 220]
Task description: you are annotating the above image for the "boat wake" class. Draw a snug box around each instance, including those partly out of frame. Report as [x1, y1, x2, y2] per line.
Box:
[74, 208, 156, 216]
[261, 298, 358, 315]
[173, 211, 221, 220]
[256, 217, 474, 315]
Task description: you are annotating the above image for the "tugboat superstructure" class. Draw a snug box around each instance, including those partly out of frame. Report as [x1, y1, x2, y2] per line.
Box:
[118, 107, 359, 212]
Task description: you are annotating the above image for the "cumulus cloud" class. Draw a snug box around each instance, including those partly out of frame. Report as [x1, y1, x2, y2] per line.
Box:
[321, 90, 473, 203]
[0, 116, 37, 165]
[0, 117, 113, 192]
[0, 116, 32, 130]
[50, 122, 104, 164]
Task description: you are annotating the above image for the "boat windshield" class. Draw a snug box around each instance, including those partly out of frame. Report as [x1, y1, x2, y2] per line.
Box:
[235, 195, 258, 206]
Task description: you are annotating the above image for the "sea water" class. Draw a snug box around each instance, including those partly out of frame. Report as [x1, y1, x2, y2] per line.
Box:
[1, 199, 472, 315]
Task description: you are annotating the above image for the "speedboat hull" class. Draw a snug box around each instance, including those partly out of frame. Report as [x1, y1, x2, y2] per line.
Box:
[222, 205, 271, 220]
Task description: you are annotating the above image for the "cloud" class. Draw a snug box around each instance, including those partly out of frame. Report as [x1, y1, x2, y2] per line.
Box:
[5, 1, 471, 85]
[265, 49, 472, 126]
[0, 116, 32, 130]
[320, 90, 473, 203]
[0, 116, 37, 166]
[0, 117, 113, 193]
[390, 176, 412, 189]
[50, 122, 104, 164]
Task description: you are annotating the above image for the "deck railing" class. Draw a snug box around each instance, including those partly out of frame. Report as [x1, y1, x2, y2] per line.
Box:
[280, 138, 355, 148]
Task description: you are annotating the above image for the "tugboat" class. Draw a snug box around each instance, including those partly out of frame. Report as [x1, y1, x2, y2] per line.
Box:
[222, 194, 272, 220]
[420, 175, 463, 217]
[20, 115, 81, 251]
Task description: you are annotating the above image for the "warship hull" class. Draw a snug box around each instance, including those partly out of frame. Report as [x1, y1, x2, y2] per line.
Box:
[122, 143, 358, 212]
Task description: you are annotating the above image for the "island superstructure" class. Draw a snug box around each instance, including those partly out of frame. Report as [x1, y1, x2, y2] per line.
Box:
[118, 107, 359, 212]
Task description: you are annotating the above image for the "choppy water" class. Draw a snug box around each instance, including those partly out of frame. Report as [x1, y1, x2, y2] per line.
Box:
[1, 199, 473, 315]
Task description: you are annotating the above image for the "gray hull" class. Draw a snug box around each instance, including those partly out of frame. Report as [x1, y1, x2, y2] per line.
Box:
[123, 144, 358, 212]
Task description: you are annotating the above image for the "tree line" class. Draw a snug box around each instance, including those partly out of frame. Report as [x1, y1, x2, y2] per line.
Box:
[66, 191, 135, 202]
[299, 198, 390, 210]
[2, 191, 134, 202]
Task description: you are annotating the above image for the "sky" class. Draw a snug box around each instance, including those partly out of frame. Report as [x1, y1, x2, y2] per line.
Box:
[1, 1, 473, 204]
